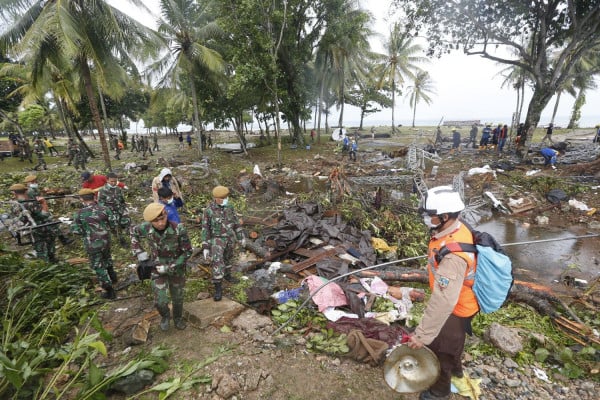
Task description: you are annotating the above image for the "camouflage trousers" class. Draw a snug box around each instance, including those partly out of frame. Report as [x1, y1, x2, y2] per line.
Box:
[209, 237, 235, 281]
[152, 273, 185, 311]
[34, 154, 47, 170]
[89, 250, 114, 286]
[73, 154, 86, 170]
[33, 231, 56, 262]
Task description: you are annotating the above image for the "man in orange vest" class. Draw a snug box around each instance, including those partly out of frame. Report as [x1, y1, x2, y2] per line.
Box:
[408, 186, 478, 400]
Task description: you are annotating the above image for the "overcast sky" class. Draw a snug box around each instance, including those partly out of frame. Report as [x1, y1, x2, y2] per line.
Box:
[108, 0, 600, 128]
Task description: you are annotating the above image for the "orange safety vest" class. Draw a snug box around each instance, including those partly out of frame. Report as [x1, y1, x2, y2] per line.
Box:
[427, 222, 479, 317]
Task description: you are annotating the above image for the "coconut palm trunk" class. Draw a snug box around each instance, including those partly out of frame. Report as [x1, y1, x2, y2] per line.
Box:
[81, 59, 111, 170]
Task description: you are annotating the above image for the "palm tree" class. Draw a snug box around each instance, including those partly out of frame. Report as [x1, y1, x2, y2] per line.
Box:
[498, 64, 530, 127]
[376, 23, 426, 134]
[327, 8, 373, 128]
[0, 0, 161, 170]
[314, 1, 373, 140]
[146, 0, 225, 155]
[407, 70, 435, 127]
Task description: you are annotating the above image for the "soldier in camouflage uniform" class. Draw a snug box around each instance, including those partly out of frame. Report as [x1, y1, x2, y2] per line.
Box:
[9, 183, 57, 262]
[201, 186, 245, 301]
[33, 138, 47, 171]
[98, 172, 130, 247]
[141, 135, 153, 158]
[152, 131, 159, 152]
[23, 175, 73, 245]
[71, 188, 118, 299]
[131, 203, 192, 331]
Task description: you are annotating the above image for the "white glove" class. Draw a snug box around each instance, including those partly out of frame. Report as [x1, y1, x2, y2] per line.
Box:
[155, 264, 168, 275]
[203, 249, 210, 260]
[241, 238, 246, 248]
[137, 252, 149, 262]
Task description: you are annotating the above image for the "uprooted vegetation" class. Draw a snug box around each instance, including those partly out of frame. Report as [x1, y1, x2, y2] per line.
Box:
[1, 131, 600, 399]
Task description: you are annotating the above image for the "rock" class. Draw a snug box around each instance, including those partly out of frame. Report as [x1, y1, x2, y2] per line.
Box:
[197, 291, 211, 300]
[505, 378, 521, 387]
[503, 358, 519, 369]
[215, 373, 240, 399]
[232, 309, 273, 332]
[485, 322, 523, 356]
[244, 369, 263, 390]
[111, 369, 155, 395]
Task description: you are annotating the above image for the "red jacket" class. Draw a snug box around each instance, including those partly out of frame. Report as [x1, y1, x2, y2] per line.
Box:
[82, 175, 126, 191]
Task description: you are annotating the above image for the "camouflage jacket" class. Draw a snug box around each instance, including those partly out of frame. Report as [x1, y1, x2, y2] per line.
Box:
[12, 199, 50, 225]
[131, 221, 192, 269]
[200, 202, 243, 248]
[98, 184, 127, 215]
[71, 203, 116, 253]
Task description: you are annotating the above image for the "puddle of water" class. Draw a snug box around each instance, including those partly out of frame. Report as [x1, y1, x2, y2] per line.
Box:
[287, 175, 328, 194]
[476, 218, 600, 285]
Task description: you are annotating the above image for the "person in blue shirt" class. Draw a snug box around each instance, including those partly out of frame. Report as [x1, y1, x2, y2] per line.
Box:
[157, 187, 183, 223]
[480, 124, 492, 150]
[540, 147, 562, 169]
[342, 135, 350, 153]
[349, 139, 358, 161]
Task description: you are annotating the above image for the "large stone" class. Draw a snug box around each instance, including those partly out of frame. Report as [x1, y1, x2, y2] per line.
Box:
[232, 309, 274, 332]
[184, 298, 246, 328]
[214, 372, 240, 399]
[111, 369, 155, 395]
[485, 322, 523, 356]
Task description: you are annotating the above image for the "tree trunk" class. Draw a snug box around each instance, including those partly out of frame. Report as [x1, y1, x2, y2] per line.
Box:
[521, 87, 554, 158]
[98, 82, 109, 135]
[411, 102, 417, 127]
[190, 79, 203, 157]
[317, 56, 327, 144]
[550, 91, 561, 125]
[518, 83, 526, 124]
[567, 88, 585, 129]
[391, 80, 396, 134]
[80, 60, 110, 170]
[0, 109, 25, 136]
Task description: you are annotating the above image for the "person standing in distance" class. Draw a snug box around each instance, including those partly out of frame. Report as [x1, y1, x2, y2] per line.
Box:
[131, 203, 192, 331]
[71, 188, 118, 299]
[541, 123, 554, 146]
[201, 186, 246, 301]
[408, 186, 478, 400]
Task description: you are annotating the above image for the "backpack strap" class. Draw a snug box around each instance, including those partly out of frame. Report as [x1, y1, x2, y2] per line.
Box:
[435, 242, 477, 264]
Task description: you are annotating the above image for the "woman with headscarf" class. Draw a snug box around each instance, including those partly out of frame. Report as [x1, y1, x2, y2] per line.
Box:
[152, 167, 183, 204]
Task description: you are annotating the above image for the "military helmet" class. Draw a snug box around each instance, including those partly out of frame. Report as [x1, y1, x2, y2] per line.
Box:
[212, 185, 229, 199]
[9, 183, 27, 191]
[23, 175, 37, 183]
[143, 203, 165, 222]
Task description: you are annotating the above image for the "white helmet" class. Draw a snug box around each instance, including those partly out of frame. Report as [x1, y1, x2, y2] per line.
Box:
[422, 186, 465, 214]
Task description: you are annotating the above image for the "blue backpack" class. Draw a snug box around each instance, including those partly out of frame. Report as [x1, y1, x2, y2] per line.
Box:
[436, 228, 514, 314]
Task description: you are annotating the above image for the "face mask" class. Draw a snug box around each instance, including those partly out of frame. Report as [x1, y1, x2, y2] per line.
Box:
[29, 183, 38, 189]
[221, 197, 229, 206]
[167, 198, 174, 205]
[423, 214, 440, 229]
[107, 183, 116, 188]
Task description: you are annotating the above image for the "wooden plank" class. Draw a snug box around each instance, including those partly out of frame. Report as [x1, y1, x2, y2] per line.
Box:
[292, 247, 342, 273]
[292, 245, 335, 258]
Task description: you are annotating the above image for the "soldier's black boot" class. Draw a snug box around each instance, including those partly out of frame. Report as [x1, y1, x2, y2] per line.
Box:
[157, 305, 170, 331]
[172, 302, 187, 330]
[107, 267, 118, 284]
[213, 281, 223, 301]
[224, 270, 239, 283]
[101, 284, 116, 300]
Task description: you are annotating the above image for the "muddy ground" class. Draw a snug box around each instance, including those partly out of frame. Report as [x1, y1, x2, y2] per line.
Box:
[2, 127, 599, 399]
